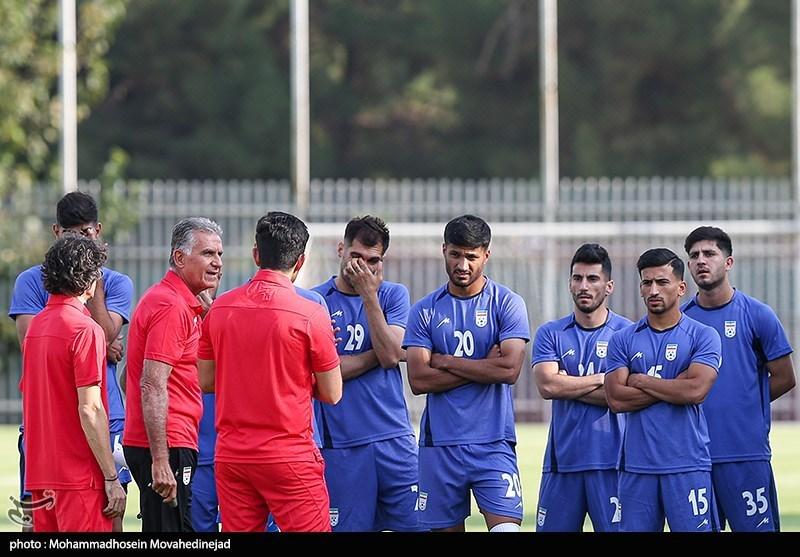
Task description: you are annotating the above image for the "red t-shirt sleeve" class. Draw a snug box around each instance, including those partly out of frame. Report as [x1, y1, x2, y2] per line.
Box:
[144, 304, 192, 365]
[197, 309, 214, 360]
[307, 306, 340, 373]
[72, 323, 106, 388]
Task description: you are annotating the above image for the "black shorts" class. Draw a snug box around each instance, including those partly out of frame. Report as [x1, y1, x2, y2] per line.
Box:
[123, 445, 197, 532]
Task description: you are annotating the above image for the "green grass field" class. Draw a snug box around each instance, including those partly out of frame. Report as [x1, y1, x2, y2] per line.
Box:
[1, 423, 798, 532]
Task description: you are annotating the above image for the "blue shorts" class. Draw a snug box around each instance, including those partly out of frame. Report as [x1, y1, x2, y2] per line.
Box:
[712, 461, 779, 532]
[418, 440, 522, 530]
[191, 464, 219, 532]
[109, 420, 132, 486]
[618, 470, 718, 532]
[536, 470, 620, 532]
[323, 434, 423, 531]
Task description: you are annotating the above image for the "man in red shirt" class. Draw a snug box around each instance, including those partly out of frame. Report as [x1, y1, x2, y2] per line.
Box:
[21, 235, 126, 531]
[123, 217, 223, 532]
[198, 211, 342, 532]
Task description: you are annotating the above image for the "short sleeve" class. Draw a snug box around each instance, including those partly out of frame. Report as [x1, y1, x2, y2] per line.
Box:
[198, 309, 214, 360]
[384, 283, 410, 328]
[143, 304, 193, 366]
[72, 323, 106, 388]
[9, 267, 47, 319]
[752, 303, 793, 362]
[532, 323, 558, 365]
[606, 329, 629, 373]
[308, 306, 340, 373]
[402, 301, 433, 351]
[103, 271, 134, 324]
[691, 326, 722, 372]
[499, 293, 530, 343]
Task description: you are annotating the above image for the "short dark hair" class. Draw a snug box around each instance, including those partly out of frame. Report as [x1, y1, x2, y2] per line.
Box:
[42, 235, 106, 296]
[255, 212, 309, 271]
[56, 192, 98, 228]
[344, 216, 390, 254]
[444, 215, 491, 249]
[570, 243, 612, 278]
[684, 226, 733, 257]
[637, 248, 684, 280]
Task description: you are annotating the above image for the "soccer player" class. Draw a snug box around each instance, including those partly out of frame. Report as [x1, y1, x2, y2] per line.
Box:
[605, 248, 721, 532]
[532, 243, 631, 531]
[21, 235, 126, 531]
[312, 216, 420, 532]
[198, 212, 342, 532]
[123, 217, 223, 532]
[9, 191, 134, 532]
[682, 226, 795, 531]
[403, 215, 530, 532]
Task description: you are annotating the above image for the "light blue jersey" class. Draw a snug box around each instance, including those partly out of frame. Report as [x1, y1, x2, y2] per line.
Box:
[606, 314, 721, 473]
[403, 278, 530, 446]
[9, 265, 133, 422]
[311, 277, 413, 448]
[532, 311, 632, 472]
[682, 291, 792, 462]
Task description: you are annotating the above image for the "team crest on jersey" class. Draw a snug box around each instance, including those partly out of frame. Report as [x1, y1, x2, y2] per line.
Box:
[724, 320, 736, 338]
[329, 508, 339, 527]
[596, 341, 608, 358]
[182, 466, 192, 486]
[537, 507, 547, 527]
[665, 343, 678, 361]
[475, 309, 488, 327]
[418, 491, 428, 511]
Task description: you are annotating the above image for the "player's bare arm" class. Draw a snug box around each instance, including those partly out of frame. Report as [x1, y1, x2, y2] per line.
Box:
[140, 359, 177, 503]
[407, 346, 470, 395]
[345, 258, 406, 368]
[77, 384, 126, 518]
[627, 362, 717, 405]
[198, 359, 215, 393]
[339, 350, 381, 381]
[534, 360, 604, 400]
[430, 338, 526, 384]
[314, 364, 343, 404]
[14, 314, 34, 348]
[767, 354, 796, 401]
[605, 367, 659, 413]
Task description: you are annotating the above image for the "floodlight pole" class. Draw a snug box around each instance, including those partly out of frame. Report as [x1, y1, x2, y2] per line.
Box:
[60, 0, 78, 194]
[291, 0, 310, 216]
[540, 0, 559, 322]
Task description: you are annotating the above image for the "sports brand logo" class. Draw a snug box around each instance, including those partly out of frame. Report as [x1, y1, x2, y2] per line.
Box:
[537, 506, 547, 527]
[418, 491, 428, 511]
[182, 466, 192, 486]
[596, 341, 608, 358]
[437, 316, 451, 328]
[329, 508, 339, 527]
[331, 310, 343, 319]
[724, 320, 736, 338]
[561, 348, 575, 359]
[665, 343, 678, 361]
[475, 309, 488, 328]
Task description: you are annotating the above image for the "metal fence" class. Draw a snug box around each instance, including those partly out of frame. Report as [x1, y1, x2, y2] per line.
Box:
[1, 178, 798, 423]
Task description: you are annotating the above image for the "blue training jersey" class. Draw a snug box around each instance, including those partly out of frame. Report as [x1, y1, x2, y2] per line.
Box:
[532, 310, 632, 473]
[606, 314, 721, 474]
[683, 290, 792, 463]
[196, 285, 326, 463]
[9, 265, 133, 423]
[403, 277, 530, 446]
[311, 277, 414, 448]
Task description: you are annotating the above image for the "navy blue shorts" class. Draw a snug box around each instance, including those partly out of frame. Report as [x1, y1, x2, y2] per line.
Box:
[712, 461, 779, 532]
[536, 470, 619, 531]
[418, 440, 522, 530]
[323, 434, 423, 531]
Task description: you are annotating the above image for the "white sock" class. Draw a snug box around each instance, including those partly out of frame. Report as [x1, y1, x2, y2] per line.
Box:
[489, 522, 520, 532]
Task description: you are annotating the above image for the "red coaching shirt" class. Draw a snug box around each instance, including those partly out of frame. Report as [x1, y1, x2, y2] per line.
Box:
[198, 269, 339, 464]
[124, 270, 203, 450]
[21, 295, 108, 490]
